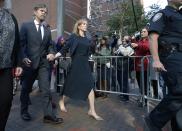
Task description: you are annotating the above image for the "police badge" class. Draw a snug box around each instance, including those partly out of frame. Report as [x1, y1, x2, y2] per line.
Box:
[152, 13, 163, 22]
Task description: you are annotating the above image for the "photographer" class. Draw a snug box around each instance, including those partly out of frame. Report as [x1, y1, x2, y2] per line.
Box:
[115, 35, 134, 101]
[131, 27, 151, 106]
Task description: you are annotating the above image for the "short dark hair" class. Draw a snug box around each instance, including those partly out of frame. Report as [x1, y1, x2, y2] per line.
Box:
[33, 4, 47, 11]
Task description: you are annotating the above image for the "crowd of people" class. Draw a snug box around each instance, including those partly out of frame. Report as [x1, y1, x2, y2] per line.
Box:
[0, 0, 182, 131]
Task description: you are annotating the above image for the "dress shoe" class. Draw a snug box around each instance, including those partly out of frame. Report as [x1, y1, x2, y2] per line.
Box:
[88, 111, 103, 121]
[138, 101, 147, 107]
[119, 97, 129, 102]
[118, 94, 124, 98]
[95, 92, 103, 98]
[101, 93, 108, 99]
[21, 112, 31, 121]
[144, 115, 162, 131]
[43, 116, 63, 124]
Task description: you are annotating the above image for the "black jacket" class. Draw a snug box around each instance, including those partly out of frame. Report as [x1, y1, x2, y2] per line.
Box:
[20, 21, 55, 69]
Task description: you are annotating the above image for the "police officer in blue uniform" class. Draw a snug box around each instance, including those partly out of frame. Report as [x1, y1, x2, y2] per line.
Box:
[144, 0, 182, 131]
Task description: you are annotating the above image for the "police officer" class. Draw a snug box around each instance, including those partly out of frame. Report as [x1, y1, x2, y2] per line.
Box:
[144, 0, 182, 131]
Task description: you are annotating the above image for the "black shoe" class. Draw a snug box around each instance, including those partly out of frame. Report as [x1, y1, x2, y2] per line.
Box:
[119, 95, 129, 102]
[43, 116, 63, 124]
[120, 97, 129, 102]
[138, 101, 144, 107]
[21, 112, 31, 121]
[118, 94, 124, 98]
[138, 101, 147, 107]
[101, 93, 108, 99]
[144, 116, 161, 131]
[95, 92, 102, 98]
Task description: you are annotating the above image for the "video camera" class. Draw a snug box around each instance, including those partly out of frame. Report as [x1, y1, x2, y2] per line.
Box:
[134, 31, 141, 41]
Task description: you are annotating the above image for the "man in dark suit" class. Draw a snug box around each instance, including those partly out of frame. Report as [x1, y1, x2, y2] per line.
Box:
[20, 4, 63, 124]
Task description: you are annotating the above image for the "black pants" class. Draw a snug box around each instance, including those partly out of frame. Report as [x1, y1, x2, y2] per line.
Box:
[20, 65, 55, 117]
[149, 71, 182, 129]
[136, 71, 148, 96]
[0, 68, 13, 131]
[97, 65, 110, 90]
[117, 66, 129, 99]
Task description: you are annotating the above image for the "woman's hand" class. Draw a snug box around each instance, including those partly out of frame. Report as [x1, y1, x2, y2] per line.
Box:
[15, 67, 23, 77]
[55, 52, 62, 59]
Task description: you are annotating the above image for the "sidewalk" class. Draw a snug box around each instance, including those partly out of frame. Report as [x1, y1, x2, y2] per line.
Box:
[6, 88, 170, 131]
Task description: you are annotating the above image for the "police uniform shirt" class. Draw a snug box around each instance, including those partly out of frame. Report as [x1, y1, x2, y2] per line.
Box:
[149, 6, 182, 72]
[148, 6, 182, 45]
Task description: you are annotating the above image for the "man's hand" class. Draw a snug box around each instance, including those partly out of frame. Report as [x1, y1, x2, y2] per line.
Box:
[53, 60, 58, 68]
[47, 54, 55, 61]
[15, 67, 23, 77]
[131, 43, 138, 48]
[23, 58, 32, 67]
[153, 60, 167, 72]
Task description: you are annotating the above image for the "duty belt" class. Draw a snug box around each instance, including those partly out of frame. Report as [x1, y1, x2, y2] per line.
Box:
[159, 43, 182, 53]
[172, 43, 182, 52]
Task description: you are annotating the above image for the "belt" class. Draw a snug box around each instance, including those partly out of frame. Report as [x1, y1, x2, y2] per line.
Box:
[172, 43, 182, 52]
[160, 43, 182, 53]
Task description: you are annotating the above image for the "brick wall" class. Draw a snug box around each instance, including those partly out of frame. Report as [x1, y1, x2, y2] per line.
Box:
[11, 0, 87, 39]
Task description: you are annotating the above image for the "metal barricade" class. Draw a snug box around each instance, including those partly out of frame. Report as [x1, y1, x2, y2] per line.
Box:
[56, 55, 167, 112]
[140, 56, 168, 112]
[92, 55, 140, 97]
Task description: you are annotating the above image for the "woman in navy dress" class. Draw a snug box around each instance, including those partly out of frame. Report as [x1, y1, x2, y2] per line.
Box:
[55, 18, 103, 120]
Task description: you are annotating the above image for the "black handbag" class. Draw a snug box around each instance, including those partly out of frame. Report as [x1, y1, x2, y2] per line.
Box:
[59, 58, 71, 71]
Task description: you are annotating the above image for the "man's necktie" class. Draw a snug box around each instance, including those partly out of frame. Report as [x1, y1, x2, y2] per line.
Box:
[38, 24, 42, 40]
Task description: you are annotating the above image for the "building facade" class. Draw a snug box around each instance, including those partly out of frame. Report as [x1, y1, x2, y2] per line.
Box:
[10, 0, 87, 39]
[88, 0, 143, 35]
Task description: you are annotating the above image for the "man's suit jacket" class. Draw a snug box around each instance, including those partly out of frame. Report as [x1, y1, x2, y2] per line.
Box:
[20, 21, 55, 69]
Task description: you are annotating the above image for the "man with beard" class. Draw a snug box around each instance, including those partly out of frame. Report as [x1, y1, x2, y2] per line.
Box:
[20, 4, 63, 124]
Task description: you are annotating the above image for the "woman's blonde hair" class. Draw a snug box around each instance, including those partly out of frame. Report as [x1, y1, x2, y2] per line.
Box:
[72, 18, 87, 36]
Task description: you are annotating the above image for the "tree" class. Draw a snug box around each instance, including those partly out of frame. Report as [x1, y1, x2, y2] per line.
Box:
[107, 1, 148, 36]
[145, 4, 161, 19]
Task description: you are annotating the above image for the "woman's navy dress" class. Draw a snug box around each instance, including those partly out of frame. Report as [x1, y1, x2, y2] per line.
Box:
[63, 36, 94, 100]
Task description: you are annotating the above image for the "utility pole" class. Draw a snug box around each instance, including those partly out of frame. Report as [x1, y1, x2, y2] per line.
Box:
[5, 0, 12, 9]
[131, 0, 139, 31]
[57, 0, 64, 37]
[56, 0, 64, 93]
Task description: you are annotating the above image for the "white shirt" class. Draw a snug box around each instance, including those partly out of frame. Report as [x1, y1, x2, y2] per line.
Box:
[34, 19, 44, 39]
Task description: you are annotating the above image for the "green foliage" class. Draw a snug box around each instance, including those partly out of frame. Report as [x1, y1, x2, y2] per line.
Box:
[106, 15, 121, 31]
[107, 1, 148, 35]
